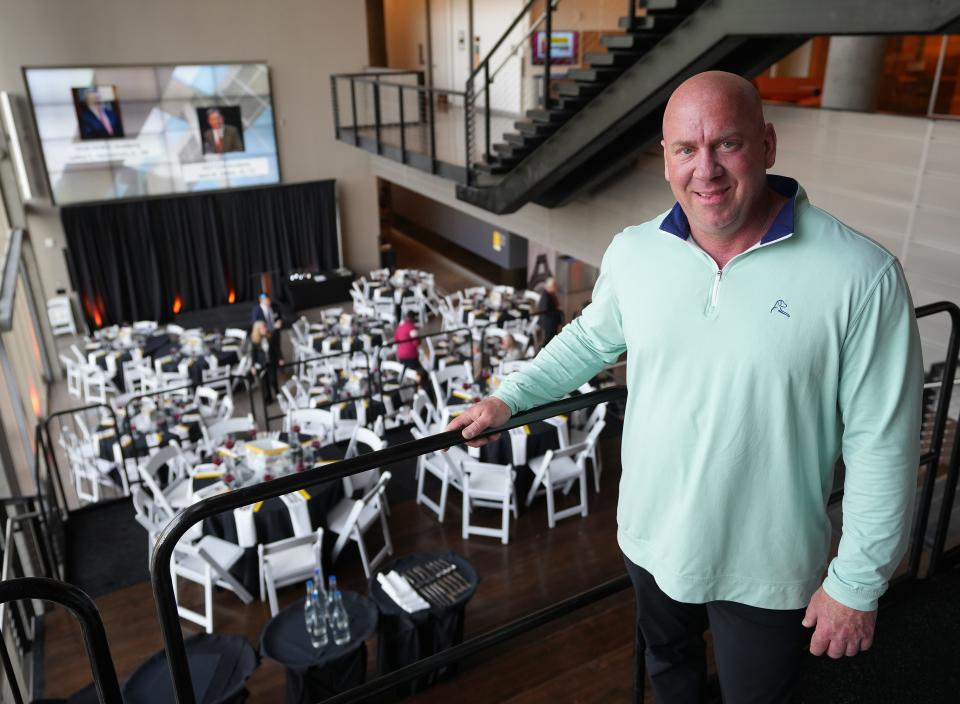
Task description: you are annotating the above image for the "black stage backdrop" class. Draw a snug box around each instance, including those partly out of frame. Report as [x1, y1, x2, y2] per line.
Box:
[62, 180, 339, 327]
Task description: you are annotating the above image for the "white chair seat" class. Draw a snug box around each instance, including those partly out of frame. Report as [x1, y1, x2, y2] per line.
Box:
[263, 544, 317, 583]
[467, 470, 515, 496]
[529, 454, 581, 483]
[328, 498, 380, 534]
[176, 536, 244, 576]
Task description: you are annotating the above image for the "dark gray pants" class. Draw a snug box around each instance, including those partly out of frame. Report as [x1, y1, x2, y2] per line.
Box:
[624, 556, 809, 704]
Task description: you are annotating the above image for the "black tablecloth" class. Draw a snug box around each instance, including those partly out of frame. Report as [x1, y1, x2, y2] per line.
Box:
[121, 633, 258, 704]
[202, 444, 347, 593]
[260, 591, 378, 704]
[368, 551, 479, 694]
[286, 270, 354, 311]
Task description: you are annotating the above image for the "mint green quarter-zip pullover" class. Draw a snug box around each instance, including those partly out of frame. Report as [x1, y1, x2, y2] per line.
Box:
[493, 176, 923, 612]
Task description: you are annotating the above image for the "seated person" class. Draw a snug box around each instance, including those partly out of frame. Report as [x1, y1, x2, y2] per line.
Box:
[500, 333, 524, 362]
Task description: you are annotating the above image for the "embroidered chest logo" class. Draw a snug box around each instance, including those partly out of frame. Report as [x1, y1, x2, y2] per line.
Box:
[770, 299, 790, 317]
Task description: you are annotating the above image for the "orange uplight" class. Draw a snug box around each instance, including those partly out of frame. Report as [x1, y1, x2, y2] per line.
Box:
[29, 383, 41, 418]
[172, 294, 183, 315]
[84, 295, 103, 328]
[227, 289, 236, 304]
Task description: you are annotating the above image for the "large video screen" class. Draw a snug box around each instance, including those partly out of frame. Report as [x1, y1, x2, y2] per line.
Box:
[23, 63, 280, 205]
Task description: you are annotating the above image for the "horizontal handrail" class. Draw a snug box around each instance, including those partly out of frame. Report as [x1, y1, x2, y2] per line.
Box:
[0, 578, 122, 704]
[342, 75, 467, 97]
[150, 385, 626, 702]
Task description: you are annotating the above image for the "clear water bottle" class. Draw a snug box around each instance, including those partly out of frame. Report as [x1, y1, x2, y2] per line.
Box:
[304, 580, 328, 649]
[326, 575, 338, 620]
[330, 589, 351, 646]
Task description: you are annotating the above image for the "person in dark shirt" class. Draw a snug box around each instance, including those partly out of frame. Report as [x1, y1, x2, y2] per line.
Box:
[537, 277, 563, 345]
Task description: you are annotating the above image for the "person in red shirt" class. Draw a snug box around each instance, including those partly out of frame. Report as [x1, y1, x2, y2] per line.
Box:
[394, 312, 421, 374]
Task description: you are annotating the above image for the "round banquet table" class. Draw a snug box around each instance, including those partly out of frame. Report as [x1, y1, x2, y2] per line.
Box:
[201, 442, 347, 593]
[121, 633, 258, 704]
[368, 551, 479, 695]
[260, 591, 378, 704]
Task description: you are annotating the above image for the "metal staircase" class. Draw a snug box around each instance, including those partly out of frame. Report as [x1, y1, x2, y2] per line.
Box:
[331, 0, 960, 215]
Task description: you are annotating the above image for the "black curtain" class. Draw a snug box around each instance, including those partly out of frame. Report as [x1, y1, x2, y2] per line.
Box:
[62, 180, 340, 327]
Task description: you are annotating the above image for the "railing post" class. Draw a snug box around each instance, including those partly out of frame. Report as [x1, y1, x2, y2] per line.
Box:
[483, 62, 491, 163]
[350, 78, 359, 147]
[428, 87, 437, 173]
[374, 80, 383, 156]
[330, 76, 341, 138]
[628, 0, 637, 32]
[464, 82, 474, 183]
[398, 85, 407, 164]
[543, 0, 553, 110]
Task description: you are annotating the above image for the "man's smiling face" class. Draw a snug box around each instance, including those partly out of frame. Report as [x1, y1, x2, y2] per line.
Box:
[661, 73, 777, 240]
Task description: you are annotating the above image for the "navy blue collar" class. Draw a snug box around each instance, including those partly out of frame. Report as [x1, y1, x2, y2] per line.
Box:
[659, 175, 799, 245]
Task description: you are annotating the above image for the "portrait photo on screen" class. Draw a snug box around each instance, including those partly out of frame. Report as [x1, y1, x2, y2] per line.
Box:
[72, 85, 125, 140]
[197, 105, 244, 154]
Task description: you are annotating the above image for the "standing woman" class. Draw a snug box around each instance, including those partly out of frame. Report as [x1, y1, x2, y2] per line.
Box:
[244, 320, 277, 403]
[537, 277, 563, 346]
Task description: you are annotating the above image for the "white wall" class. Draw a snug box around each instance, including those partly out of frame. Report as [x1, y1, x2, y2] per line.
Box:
[372, 103, 960, 372]
[0, 0, 381, 300]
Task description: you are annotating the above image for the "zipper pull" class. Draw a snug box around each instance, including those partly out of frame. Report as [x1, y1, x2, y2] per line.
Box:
[711, 270, 722, 307]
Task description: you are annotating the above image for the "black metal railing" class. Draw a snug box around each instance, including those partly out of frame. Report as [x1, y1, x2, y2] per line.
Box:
[0, 577, 122, 704]
[150, 386, 626, 703]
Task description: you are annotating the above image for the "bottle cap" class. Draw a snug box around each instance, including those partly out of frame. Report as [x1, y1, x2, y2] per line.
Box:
[335, 590, 342, 597]
[306, 579, 314, 588]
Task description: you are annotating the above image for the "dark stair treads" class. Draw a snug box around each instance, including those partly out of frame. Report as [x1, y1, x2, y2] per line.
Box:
[556, 81, 607, 99]
[493, 142, 533, 159]
[515, 120, 559, 137]
[584, 50, 646, 67]
[504, 131, 548, 146]
[600, 33, 665, 51]
[526, 107, 577, 123]
[566, 67, 626, 83]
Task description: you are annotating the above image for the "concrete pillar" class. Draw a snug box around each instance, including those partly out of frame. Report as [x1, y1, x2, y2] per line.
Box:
[820, 36, 888, 111]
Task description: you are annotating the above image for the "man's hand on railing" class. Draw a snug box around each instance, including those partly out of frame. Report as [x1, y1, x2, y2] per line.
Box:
[444, 397, 512, 448]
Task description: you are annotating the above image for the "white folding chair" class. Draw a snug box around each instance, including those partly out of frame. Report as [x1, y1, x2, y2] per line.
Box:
[343, 426, 386, 497]
[172, 534, 254, 634]
[258, 527, 324, 617]
[279, 491, 314, 537]
[204, 415, 256, 448]
[60, 354, 84, 399]
[525, 440, 594, 528]
[285, 408, 333, 443]
[461, 461, 517, 544]
[201, 365, 232, 399]
[224, 327, 247, 343]
[569, 404, 608, 492]
[137, 443, 191, 512]
[194, 386, 221, 422]
[328, 472, 393, 578]
[411, 428, 469, 522]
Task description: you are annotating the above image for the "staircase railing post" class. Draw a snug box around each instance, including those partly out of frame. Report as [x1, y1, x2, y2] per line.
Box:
[544, 0, 553, 110]
[374, 80, 382, 155]
[349, 78, 359, 147]
[484, 62, 491, 163]
[628, 0, 637, 32]
[399, 84, 407, 164]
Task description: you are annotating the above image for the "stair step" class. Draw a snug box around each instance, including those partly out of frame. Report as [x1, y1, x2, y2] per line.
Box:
[515, 120, 558, 137]
[566, 67, 625, 83]
[584, 50, 645, 68]
[556, 81, 606, 98]
[555, 95, 592, 112]
[526, 108, 575, 123]
[474, 160, 513, 175]
[493, 142, 535, 159]
[504, 131, 548, 146]
[619, 12, 688, 32]
[601, 33, 664, 51]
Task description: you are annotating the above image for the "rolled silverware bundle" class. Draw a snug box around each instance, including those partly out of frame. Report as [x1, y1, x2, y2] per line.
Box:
[401, 558, 473, 607]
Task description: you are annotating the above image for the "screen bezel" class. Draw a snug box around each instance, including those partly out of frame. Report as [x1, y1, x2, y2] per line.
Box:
[21, 60, 283, 206]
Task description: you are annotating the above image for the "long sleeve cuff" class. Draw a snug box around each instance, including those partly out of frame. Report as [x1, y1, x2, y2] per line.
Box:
[822, 566, 885, 611]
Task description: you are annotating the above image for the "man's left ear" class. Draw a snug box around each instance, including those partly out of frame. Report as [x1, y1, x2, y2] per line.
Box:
[764, 123, 777, 169]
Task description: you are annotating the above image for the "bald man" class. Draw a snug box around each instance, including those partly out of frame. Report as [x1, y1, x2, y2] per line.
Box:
[448, 71, 922, 703]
